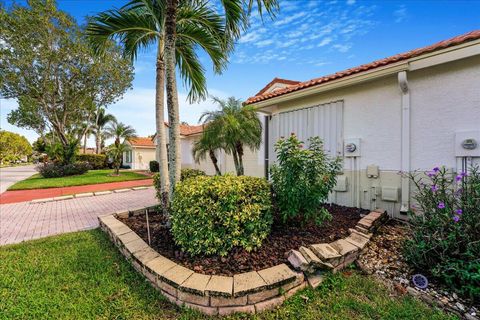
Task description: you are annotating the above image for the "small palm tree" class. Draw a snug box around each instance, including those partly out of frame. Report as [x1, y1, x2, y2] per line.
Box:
[200, 96, 262, 176]
[106, 142, 130, 175]
[94, 108, 116, 154]
[105, 120, 137, 147]
[192, 132, 222, 175]
[105, 120, 136, 174]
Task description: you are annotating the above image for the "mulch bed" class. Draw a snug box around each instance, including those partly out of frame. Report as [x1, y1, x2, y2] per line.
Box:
[119, 204, 367, 276]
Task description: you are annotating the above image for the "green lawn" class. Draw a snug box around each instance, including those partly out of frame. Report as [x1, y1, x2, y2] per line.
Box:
[7, 169, 150, 190]
[0, 230, 456, 320]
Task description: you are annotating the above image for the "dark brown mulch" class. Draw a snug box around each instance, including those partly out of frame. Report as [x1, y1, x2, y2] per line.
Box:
[119, 204, 367, 276]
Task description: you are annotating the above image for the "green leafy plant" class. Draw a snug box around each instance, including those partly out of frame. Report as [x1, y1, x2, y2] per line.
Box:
[77, 154, 107, 170]
[37, 161, 91, 178]
[270, 134, 342, 225]
[180, 168, 206, 181]
[149, 161, 159, 173]
[404, 166, 480, 301]
[170, 175, 272, 256]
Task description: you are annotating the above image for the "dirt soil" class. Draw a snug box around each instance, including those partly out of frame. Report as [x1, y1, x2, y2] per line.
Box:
[119, 204, 367, 276]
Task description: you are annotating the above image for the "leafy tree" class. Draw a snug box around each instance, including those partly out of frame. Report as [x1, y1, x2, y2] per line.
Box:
[1, 0, 133, 165]
[163, 0, 278, 184]
[192, 132, 222, 175]
[200, 97, 262, 175]
[0, 130, 32, 164]
[93, 108, 116, 154]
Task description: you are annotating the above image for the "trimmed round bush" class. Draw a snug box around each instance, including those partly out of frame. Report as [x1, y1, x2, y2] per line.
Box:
[77, 154, 107, 170]
[180, 168, 205, 181]
[37, 161, 90, 178]
[149, 160, 159, 173]
[171, 175, 273, 256]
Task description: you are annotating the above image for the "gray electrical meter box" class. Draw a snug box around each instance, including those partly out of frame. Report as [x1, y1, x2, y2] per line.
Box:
[455, 131, 480, 157]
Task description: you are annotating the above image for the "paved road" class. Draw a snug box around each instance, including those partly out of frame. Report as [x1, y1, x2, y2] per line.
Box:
[0, 165, 37, 194]
[0, 188, 158, 246]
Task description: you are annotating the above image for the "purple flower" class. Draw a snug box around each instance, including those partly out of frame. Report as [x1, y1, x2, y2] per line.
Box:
[427, 172, 435, 177]
[455, 175, 463, 182]
[461, 171, 468, 177]
[431, 185, 438, 192]
[437, 202, 445, 209]
[455, 209, 463, 215]
[433, 167, 440, 172]
[453, 215, 460, 223]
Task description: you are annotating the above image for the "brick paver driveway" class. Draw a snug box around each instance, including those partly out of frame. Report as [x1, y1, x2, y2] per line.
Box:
[0, 188, 157, 245]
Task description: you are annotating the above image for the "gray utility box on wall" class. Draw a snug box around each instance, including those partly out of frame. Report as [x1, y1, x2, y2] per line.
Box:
[381, 186, 399, 202]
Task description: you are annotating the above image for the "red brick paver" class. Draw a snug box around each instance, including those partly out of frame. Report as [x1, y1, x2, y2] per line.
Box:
[0, 188, 157, 245]
[0, 179, 153, 204]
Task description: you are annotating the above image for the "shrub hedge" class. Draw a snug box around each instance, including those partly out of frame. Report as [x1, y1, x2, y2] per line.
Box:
[149, 160, 159, 173]
[171, 175, 273, 256]
[180, 168, 206, 181]
[77, 154, 107, 170]
[37, 161, 91, 178]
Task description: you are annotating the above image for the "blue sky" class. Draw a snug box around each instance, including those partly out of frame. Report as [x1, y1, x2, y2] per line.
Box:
[1, 0, 480, 145]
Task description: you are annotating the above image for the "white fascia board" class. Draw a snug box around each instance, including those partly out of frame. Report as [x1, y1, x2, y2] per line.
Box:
[252, 40, 480, 111]
[252, 62, 408, 110]
[409, 40, 480, 71]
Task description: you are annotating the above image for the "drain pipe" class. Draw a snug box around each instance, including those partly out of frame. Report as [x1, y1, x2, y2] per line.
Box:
[398, 71, 410, 213]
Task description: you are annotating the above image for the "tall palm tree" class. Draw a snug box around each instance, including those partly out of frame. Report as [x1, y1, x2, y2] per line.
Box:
[94, 108, 116, 154]
[87, 0, 227, 204]
[105, 120, 137, 147]
[200, 97, 262, 176]
[162, 0, 278, 186]
[192, 132, 222, 175]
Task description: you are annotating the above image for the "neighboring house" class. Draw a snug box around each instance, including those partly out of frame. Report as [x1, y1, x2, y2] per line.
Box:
[245, 30, 480, 219]
[123, 137, 156, 170]
[125, 123, 265, 176]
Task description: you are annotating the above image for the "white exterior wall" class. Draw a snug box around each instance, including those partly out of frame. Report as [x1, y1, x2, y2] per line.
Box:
[259, 54, 480, 218]
[409, 55, 480, 170]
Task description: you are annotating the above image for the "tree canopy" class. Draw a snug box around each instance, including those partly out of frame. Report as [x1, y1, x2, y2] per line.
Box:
[0, 131, 32, 164]
[0, 0, 133, 160]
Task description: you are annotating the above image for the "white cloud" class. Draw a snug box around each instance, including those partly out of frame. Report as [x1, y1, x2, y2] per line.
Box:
[238, 32, 261, 43]
[347, 0, 356, 5]
[333, 43, 352, 53]
[394, 5, 408, 23]
[273, 12, 307, 26]
[318, 37, 333, 47]
[255, 39, 274, 47]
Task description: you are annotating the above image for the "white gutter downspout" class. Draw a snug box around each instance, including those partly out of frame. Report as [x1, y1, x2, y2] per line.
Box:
[398, 71, 410, 213]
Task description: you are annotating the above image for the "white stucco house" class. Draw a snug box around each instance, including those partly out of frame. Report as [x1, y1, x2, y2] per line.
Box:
[123, 123, 264, 176]
[245, 30, 480, 219]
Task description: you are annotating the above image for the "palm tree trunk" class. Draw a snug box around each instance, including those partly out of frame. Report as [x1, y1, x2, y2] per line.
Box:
[165, 0, 181, 195]
[209, 149, 221, 175]
[231, 148, 241, 176]
[155, 40, 170, 211]
[235, 142, 244, 175]
[95, 129, 101, 154]
[83, 134, 87, 153]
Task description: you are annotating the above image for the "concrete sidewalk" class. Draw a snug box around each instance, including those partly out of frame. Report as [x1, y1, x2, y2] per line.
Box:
[0, 178, 153, 204]
[0, 187, 157, 246]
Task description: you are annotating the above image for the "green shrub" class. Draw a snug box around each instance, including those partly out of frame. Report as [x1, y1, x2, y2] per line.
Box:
[404, 166, 480, 301]
[149, 160, 159, 173]
[270, 134, 342, 225]
[37, 161, 91, 178]
[77, 154, 107, 170]
[180, 168, 206, 181]
[171, 175, 272, 256]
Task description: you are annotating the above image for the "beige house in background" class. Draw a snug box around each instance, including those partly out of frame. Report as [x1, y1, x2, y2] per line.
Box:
[124, 123, 264, 177]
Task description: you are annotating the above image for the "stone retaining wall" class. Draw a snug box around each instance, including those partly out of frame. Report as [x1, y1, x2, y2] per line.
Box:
[99, 207, 387, 315]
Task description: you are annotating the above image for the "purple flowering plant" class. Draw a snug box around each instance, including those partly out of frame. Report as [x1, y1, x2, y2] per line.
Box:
[404, 165, 480, 300]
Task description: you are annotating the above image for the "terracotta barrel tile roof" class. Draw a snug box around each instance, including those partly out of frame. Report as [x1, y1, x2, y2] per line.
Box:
[180, 124, 204, 136]
[128, 137, 155, 147]
[255, 77, 301, 96]
[246, 30, 480, 105]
